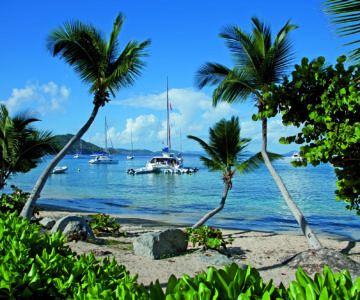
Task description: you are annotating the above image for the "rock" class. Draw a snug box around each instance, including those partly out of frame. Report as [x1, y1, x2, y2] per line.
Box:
[287, 247, 360, 279]
[133, 229, 188, 259]
[39, 217, 56, 229]
[198, 249, 247, 268]
[51, 215, 95, 241]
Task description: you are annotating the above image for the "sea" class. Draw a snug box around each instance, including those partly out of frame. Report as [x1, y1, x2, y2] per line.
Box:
[5, 154, 360, 240]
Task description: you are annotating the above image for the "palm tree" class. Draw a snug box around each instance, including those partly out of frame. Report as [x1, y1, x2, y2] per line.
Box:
[322, 0, 360, 61]
[195, 17, 323, 249]
[21, 13, 150, 220]
[0, 105, 58, 189]
[188, 116, 270, 228]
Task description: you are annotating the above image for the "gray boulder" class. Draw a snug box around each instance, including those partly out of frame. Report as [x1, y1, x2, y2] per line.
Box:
[133, 229, 188, 259]
[50, 215, 95, 241]
[39, 217, 56, 229]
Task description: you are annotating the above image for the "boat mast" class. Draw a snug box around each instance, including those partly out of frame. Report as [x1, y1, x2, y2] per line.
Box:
[167, 77, 171, 153]
[105, 117, 108, 153]
[131, 129, 133, 154]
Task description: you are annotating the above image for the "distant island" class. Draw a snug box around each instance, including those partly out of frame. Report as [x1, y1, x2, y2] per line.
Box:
[54, 134, 296, 156]
[54, 134, 180, 156]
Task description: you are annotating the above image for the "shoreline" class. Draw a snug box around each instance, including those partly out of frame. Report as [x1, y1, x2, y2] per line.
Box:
[38, 203, 357, 242]
[38, 207, 360, 288]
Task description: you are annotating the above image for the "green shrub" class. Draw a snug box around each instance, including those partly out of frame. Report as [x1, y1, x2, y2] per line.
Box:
[88, 213, 124, 236]
[0, 185, 39, 216]
[1, 211, 359, 299]
[0, 211, 147, 299]
[185, 226, 233, 250]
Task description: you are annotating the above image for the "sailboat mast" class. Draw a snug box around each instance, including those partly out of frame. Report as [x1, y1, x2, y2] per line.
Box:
[105, 117, 108, 153]
[167, 77, 171, 153]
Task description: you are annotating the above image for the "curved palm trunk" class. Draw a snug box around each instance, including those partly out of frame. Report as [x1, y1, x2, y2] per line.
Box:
[192, 182, 230, 229]
[261, 118, 323, 250]
[20, 104, 101, 220]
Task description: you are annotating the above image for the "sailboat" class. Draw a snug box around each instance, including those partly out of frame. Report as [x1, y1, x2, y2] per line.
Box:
[73, 140, 83, 158]
[129, 78, 183, 174]
[89, 118, 119, 164]
[126, 129, 134, 160]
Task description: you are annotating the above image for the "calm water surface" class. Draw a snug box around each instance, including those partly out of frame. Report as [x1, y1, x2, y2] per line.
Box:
[6, 154, 360, 240]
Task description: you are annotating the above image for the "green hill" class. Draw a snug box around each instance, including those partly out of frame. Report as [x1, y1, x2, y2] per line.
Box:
[53, 134, 104, 154]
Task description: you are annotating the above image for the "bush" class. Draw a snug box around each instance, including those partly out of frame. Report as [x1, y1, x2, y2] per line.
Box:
[185, 225, 233, 250]
[0, 185, 39, 216]
[1, 211, 359, 299]
[0, 212, 147, 299]
[87, 213, 124, 236]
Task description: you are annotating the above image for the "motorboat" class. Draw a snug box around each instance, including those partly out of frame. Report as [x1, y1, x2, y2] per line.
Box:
[52, 166, 68, 174]
[88, 118, 118, 165]
[89, 153, 118, 164]
[291, 152, 305, 161]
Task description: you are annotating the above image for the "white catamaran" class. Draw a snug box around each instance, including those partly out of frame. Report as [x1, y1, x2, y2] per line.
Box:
[89, 118, 119, 164]
[128, 78, 186, 174]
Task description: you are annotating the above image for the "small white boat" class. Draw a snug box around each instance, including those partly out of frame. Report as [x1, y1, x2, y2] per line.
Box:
[52, 166, 68, 174]
[126, 154, 134, 160]
[89, 153, 118, 164]
[291, 152, 305, 161]
[88, 118, 118, 165]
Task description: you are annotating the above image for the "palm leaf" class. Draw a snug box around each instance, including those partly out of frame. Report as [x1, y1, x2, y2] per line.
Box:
[322, 0, 360, 61]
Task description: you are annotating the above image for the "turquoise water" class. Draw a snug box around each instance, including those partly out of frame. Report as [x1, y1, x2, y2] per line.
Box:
[5, 154, 360, 240]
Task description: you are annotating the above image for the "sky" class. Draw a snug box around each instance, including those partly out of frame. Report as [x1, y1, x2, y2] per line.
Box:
[0, 0, 353, 153]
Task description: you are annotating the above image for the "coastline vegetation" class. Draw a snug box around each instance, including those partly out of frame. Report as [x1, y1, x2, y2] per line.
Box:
[194, 17, 323, 250]
[1, 210, 359, 299]
[1, 1, 360, 298]
[20, 12, 151, 220]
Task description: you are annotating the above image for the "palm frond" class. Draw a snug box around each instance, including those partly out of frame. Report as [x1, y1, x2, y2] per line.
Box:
[195, 63, 230, 89]
[212, 68, 259, 106]
[322, 0, 360, 61]
[100, 39, 151, 96]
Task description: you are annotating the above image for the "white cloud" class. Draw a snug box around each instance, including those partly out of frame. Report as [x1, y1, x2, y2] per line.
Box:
[90, 88, 300, 153]
[0, 81, 71, 116]
[109, 88, 238, 149]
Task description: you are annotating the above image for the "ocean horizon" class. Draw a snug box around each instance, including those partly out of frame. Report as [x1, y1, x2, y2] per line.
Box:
[5, 154, 360, 241]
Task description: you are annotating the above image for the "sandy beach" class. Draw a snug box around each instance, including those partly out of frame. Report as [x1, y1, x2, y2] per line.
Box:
[39, 209, 360, 288]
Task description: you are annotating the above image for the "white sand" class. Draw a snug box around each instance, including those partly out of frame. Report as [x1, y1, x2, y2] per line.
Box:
[39, 210, 360, 288]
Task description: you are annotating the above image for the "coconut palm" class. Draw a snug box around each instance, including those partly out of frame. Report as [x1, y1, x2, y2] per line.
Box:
[322, 0, 360, 61]
[0, 105, 58, 190]
[195, 17, 323, 249]
[21, 13, 150, 220]
[188, 116, 270, 228]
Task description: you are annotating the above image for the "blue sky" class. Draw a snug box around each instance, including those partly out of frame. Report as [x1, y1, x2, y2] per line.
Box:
[0, 0, 352, 153]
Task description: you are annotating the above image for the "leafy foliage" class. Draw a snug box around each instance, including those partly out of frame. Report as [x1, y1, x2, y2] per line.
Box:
[88, 213, 124, 236]
[266, 55, 360, 213]
[0, 185, 39, 216]
[1, 211, 359, 299]
[185, 226, 233, 250]
[0, 104, 58, 189]
[0, 211, 147, 299]
[322, 0, 360, 61]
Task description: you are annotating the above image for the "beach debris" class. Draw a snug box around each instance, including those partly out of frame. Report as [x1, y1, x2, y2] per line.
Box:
[92, 249, 112, 256]
[133, 228, 188, 259]
[51, 215, 95, 241]
[39, 217, 56, 229]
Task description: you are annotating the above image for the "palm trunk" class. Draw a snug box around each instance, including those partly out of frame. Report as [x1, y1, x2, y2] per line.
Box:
[261, 118, 322, 250]
[20, 104, 101, 220]
[192, 182, 230, 229]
